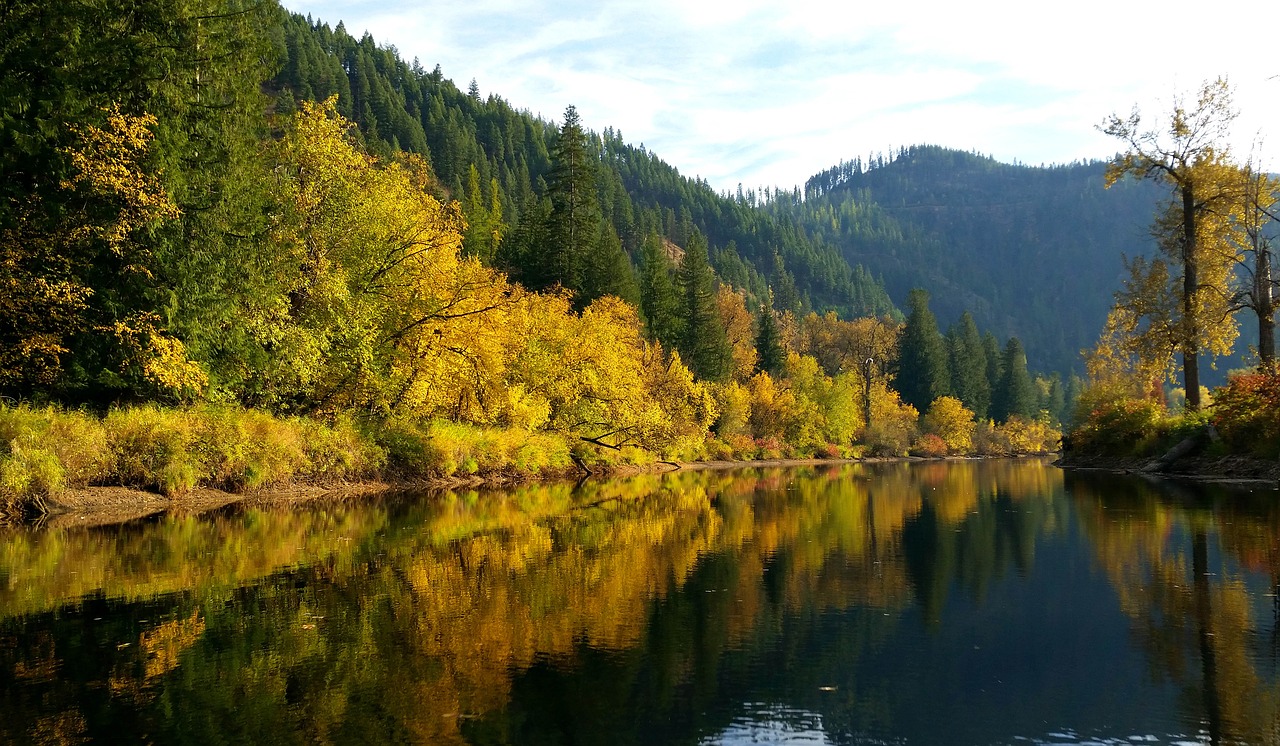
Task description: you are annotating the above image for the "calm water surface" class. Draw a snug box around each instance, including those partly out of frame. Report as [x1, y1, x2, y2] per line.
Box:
[2, 459, 1280, 744]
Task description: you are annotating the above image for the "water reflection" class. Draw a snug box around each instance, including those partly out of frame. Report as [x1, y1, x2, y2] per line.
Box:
[1067, 472, 1280, 745]
[0, 461, 1277, 744]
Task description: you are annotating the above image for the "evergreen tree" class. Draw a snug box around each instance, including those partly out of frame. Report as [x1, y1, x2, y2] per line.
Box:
[755, 293, 786, 377]
[542, 105, 599, 301]
[771, 253, 802, 313]
[679, 231, 731, 381]
[638, 234, 683, 348]
[1045, 373, 1066, 426]
[895, 289, 949, 412]
[461, 165, 505, 263]
[991, 337, 1037, 422]
[582, 222, 639, 306]
[1063, 373, 1085, 426]
[946, 311, 990, 420]
[495, 194, 551, 288]
[982, 331, 1003, 406]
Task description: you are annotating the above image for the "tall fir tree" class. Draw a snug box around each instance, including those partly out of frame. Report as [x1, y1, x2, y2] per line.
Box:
[495, 194, 551, 289]
[460, 165, 505, 263]
[895, 288, 949, 412]
[582, 222, 639, 306]
[1044, 373, 1066, 426]
[754, 292, 786, 377]
[991, 337, 1037, 422]
[771, 253, 802, 314]
[542, 104, 599, 302]
[679, 231, 731, 381]
[946, 311, 990, 420]
[982, 331, 1003, 408]
[638, 234, 683, 349]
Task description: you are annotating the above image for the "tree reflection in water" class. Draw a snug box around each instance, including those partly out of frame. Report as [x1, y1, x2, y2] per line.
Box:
[0, 461, 1276, 744]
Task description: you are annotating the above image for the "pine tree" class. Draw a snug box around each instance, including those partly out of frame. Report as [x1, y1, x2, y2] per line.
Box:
[679, 231, 731, 381]
[461, 166, 505, 263]
[895, 288, 949, 412]
[1045, 373, 1066, 426]
[496, 194, 551, 288]
[582, 222, 638, 305]
[991, 337, 1037, 422]
[755, 293, 786, 377]
[638, 234, 683, 349]
[771, 253, 802, 313]
[946, 311, 990, 420]
[542, 105, 600, 301]
[982, 332, 1003, 405]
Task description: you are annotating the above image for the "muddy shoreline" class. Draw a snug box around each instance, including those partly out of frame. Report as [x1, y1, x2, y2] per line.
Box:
[24, 454, 1058, 529]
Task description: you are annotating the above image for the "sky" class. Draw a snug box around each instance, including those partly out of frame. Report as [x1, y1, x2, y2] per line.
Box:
[284, 0, 1280, 192]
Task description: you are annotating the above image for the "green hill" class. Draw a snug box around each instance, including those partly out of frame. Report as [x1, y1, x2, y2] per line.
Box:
[781, 145, 1167, 376]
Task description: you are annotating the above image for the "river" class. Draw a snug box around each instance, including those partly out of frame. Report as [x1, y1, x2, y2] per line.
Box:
[2, 459, 1278, 744]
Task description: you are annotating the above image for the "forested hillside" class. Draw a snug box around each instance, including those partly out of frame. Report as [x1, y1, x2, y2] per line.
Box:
[0, 0, 1067, 517]
[270, 11, 896, 320]
[785, 146, 1166, 375]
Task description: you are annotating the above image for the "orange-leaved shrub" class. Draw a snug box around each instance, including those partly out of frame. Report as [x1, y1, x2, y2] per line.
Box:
[1211, 369, 1280, 457]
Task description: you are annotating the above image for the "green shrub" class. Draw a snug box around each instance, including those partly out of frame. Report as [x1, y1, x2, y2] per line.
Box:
[1069, 388, 1165, 456]
[376, 419, 572, 478]
[864, 421, 912, 457]
[0, 443, 65, 519]
[302, 416, 385, 481]
[0, 405, 110, 510]
[195, 405, 308, 490]
[103, 406, 201, 496]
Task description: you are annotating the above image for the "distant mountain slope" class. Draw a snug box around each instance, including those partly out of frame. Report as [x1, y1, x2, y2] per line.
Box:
[778, 146, 1167, 375]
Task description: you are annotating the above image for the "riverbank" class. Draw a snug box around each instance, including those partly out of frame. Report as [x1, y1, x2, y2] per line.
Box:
[1055, 452, 1280, 486]
[16, 454, 1063, 529]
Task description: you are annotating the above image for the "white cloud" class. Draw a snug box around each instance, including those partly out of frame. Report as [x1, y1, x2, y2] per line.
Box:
[283, 0, 1280, 190]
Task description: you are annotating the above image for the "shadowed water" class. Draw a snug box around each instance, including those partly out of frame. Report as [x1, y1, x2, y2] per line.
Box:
[2, 459, 1279, 744]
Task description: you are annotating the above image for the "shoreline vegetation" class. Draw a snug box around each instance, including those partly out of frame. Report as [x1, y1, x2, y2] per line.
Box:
[1060, 364, 1280, 487]
[3, 3, 1076, 530]
[0, 402, 1059, 526]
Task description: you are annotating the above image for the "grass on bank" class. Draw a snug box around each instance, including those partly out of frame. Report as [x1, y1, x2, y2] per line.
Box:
[1, 399, 1063, 521]
[0, 404, 638, 520]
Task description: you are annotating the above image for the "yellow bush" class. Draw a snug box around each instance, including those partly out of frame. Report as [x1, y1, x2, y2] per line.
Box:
[922, 396, 976, 454]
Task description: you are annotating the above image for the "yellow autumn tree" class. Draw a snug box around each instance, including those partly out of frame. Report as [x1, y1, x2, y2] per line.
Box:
[2, 104, 186, 392]
[922, 396, 976, 454]
[505, 294, 716, 453]
[864, 384, 919, 456]
[784, 352, 861, 448]
[1103, 78, 1243, 410]
[265, 98, 515, 417]
[38, 105, 202, 399]
[715, 286, 758, 382]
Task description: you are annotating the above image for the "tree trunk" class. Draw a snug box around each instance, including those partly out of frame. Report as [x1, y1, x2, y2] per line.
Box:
[1182, 185, 1202, 410]
[1258, 244, 1275, 368]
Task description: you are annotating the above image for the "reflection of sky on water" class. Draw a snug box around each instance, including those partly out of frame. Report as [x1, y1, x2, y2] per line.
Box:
[1009, 730, 1209, 745]
[703, 704, 834, 745]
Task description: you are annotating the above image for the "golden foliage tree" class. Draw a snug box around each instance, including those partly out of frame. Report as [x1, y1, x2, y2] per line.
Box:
[264, 98, 515, 416]
[715, 286, 759, 382]
[922, 396, 976, 454]
[0, 104, 187, 394]
[1102, 78, 1243, 410]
